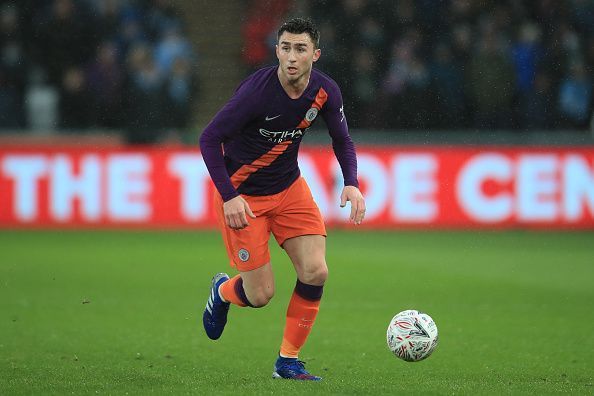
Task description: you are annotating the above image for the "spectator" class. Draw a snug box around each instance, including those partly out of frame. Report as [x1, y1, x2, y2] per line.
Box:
[24, 67, 59, 132]
[154, 24, 195, 76]
[144, 0, 181, 40]
[569, 0, 594, 36]
[163, 56, 197, 130]
[467, 32, 515, 129]
[33, 0, 98, 86]
[86, 41, 125, 128]
[512, 22, 543, 95]
[59, 66, 95, 129]
[313, 21, 340, 78]
[89, 0, 124, 42]
[382, 30, 431, 129]
[0, 69, 21, 128]
[520, 70, 556, 129]
[350, 46, 379, 127]
[124, 43, 165, 144]
[430, 43, 467, 128]
[115, 11, 149, 64]
[0, 2, 26, 127]
[449, 23, 473, 65]
[558, 61, 592, 128]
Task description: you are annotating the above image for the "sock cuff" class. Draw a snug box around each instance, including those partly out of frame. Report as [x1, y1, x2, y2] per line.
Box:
[235, 277, 255, 307]
[294, 279, 323, 301]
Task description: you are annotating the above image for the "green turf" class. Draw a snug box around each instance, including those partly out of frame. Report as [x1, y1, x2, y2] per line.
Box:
[1, 230, 593, 395]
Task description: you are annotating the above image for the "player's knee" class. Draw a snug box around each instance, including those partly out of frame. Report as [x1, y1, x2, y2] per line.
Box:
[247, 288, 274, 308]
[313, 264, 329, 285]
[301, 261, 328, 285]
[249, 292, 274, 308]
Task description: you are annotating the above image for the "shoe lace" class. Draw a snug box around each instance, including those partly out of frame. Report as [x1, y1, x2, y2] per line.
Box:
[284, 360, 309, 375]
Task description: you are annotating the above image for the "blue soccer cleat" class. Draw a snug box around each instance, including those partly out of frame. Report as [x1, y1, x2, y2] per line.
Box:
[203, 273, 230, 340]
[272, 356, 322, 381]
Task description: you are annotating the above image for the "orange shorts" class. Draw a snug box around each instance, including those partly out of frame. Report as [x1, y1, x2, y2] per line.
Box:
[214, 177, 327, 272]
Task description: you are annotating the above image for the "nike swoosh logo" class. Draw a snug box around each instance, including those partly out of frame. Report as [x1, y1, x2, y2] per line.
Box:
[265, 114, 281, 121]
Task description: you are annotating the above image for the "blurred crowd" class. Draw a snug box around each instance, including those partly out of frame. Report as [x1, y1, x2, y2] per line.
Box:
[1, 0, 592, 139]
[243, 0, 594, 131]
[0, 0, 197, 143]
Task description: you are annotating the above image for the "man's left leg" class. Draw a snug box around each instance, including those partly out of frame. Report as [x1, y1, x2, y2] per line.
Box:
[273, 234, 327, 380]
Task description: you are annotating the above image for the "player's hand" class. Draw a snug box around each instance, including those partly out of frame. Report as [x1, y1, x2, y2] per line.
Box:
[223, 196, 256, 230]
[340, 185, 366, 225]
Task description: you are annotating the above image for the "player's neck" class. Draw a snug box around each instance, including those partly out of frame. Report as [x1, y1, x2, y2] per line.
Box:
[277, 67, 310, 99]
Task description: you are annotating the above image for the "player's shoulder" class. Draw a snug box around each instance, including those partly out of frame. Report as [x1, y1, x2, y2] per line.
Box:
[311, 68, 340, 92]
[237, 65, 277, 92]
[311, 68, 342, 108]
[311, 68, 342, 103]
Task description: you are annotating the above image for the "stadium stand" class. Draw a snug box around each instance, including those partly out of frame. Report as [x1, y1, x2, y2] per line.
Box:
[1, 0, 592, 138]
[0, 0, 198, 143]
[242, 0, 594, 131]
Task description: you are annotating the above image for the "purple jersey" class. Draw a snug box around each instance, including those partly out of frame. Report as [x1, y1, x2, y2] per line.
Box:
[200, 66, 358, 202]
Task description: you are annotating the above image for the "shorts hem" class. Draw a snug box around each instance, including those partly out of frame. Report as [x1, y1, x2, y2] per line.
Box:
[277, 230, 327, 247]
[230, 259, 271, 272]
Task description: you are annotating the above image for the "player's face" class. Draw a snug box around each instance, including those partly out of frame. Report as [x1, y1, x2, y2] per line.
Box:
[276, 32, 321, 85]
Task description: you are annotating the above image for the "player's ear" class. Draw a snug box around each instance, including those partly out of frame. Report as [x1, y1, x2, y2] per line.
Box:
[313, 48, 321, 63]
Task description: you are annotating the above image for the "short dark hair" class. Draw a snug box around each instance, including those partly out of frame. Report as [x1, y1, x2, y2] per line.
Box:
[277, 17, 320, 49]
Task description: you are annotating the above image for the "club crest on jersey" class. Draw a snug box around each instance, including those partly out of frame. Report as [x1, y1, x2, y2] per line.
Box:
[238, 248, 250, 262]
[305, 107, 318, 122]
[259, 128, 305, 143]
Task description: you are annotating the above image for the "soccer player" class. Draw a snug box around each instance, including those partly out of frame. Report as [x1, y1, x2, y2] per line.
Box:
[200, 17, 365, 381]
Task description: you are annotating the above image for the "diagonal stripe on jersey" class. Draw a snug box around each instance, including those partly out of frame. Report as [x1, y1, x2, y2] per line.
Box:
[230, 140, 292, 188]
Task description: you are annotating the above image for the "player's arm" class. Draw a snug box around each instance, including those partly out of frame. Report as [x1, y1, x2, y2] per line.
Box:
[199, 85, 256, 230]
[322, 85, 366, 225]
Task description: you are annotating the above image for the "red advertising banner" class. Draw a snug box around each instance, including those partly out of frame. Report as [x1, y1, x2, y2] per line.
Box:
[1, 146, 593, 229]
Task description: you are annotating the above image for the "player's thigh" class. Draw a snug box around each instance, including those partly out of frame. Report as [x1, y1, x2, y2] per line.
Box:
[270, 178, 326, 247]
[214, 192, 272, 271]
[282, 234, 327, 286]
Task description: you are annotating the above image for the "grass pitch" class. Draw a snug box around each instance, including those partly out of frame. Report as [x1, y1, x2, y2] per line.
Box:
[1, 229, 593, 395]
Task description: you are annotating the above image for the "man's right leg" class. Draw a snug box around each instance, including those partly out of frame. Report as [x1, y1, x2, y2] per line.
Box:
[204, 192, 273, 339]
[203, 264, 274, 340]
[220, 263, 275, 308]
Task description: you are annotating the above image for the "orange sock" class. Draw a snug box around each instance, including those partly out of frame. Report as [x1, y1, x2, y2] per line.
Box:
[219, 275, 252, 307]
[280, 280, 323, 358]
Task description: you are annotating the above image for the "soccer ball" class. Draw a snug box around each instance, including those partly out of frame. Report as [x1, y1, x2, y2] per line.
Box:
[386, 309, 438, 362]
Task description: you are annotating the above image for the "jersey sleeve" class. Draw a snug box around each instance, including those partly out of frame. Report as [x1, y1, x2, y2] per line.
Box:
[199, 80, 258, 201]
[321, 82, 359, 188]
